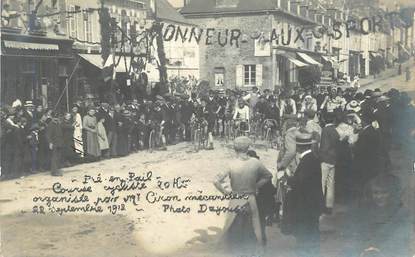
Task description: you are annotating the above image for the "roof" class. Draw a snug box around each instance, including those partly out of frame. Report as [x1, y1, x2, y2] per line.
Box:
[180, 0, 278, 15]
[156, 0, 194, 25]
[179, 0, 317, 25]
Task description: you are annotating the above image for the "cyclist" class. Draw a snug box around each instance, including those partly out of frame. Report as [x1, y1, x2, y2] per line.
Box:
[216, 90, 227, 137]
[204, 94, 217, 150]
[242, 86, 260, 119]
[190, 99, 210, 149]
[233, 98, 250, 135]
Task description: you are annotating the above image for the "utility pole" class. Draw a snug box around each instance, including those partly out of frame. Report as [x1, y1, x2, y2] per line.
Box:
[152, 0, 168, 84]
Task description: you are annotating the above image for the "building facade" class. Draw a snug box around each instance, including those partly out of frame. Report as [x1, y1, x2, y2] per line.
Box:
[181, 0, 324, 91]
[180, 0, 414, 91]
[1, 0, 74, 108]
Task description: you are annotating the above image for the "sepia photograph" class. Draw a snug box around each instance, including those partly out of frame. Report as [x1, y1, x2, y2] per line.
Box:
[0, 0, 414, 256]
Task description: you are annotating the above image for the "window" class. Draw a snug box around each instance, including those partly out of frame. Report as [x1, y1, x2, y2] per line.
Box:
[236, 64, 262, 87]
[84, 11, 93, 42]
[244, 65, 256, 86]
[68, 5, 76, 38]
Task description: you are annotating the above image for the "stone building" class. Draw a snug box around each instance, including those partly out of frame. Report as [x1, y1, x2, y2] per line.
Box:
[180, 0, 326, 91]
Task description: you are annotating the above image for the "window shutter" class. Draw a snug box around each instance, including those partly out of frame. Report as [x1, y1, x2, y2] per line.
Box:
[256, 64, 263, 87]
[236, 65, 243, 87]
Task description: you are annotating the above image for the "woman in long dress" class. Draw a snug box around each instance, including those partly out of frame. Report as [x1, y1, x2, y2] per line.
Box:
[96, 114, 109, 156]
[82, 108, 101, 159]
[72, 105, 84, 158]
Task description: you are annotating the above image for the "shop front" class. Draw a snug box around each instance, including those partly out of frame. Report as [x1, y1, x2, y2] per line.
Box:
[1, 31, 73, 109]
[274, 47, 323, 89]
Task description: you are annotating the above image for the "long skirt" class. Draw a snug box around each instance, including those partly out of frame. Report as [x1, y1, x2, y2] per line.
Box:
[85, 131, 100, 158]
[73, 127, 84, 157]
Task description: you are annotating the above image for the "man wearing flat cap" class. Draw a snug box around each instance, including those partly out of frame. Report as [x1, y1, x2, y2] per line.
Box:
[287, 131, 323, 257]
[214, 136, 272, 255]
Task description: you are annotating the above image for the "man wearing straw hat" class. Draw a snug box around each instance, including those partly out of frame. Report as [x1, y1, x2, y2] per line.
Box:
[213, 136, 272, 255]
[288, 131, 323, 257]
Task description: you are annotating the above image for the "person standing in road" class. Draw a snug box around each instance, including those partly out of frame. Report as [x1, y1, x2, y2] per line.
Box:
[405, 66, 411, 82]
[82, 107, 101, 160]
[319, 113, 339, 215]
[288, 131, 323, 257]
[214, 136, 272, 256]
[46, 112, 64, 177]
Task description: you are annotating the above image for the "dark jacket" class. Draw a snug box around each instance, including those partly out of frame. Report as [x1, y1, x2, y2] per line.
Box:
[46, 120, 64, 148]
[288, 152, 324, 221]
[353, 125, 389, 185]
[319, 124, 339, 165]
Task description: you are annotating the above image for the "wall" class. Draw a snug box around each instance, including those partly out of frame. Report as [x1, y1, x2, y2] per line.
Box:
[186, 14, 273, 90]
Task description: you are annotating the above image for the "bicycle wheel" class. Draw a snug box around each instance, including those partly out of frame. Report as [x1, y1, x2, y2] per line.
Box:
[265, 128, 271, 151]
[194, 129, 201, 152]
[148, 130, 156, 153]
[224, 122, 229, 144]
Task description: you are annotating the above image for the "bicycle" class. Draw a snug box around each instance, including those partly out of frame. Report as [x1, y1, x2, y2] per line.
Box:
[191, 119, 208, 152]
[249, 113, 264, 143]
[262, 119, 279, 151]
[223, 119, 234, 144]
[233, 118, 250, 138]
[148, 122, 165, 153]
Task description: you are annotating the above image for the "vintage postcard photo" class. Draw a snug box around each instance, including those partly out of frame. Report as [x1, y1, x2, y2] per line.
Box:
[0, 0, 414, 256]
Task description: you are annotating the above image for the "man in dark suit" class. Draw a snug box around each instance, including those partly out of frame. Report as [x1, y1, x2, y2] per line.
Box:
[46, 112, 64, 176]
[352, 114, 389, 200]
[288, 132, 323, 257]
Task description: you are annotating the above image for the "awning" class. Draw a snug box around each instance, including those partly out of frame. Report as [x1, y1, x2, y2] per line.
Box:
[370, 52, 381, 58]
[321, 56, 331, 62]
[282, 54, 309, 68]
[79, 54, 104, 69]
[104, 55, 132, 73]
[297, 52, 322, 66]
[3, 40, 59, 51]
[80, 54, 131, 73]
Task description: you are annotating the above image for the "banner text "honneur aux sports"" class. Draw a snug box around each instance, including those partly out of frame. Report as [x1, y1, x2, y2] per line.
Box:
[161, 12, 411, 47]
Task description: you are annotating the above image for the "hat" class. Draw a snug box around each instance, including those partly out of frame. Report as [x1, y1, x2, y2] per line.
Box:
[372, 91, 383, 98]
[122, 109, 131, 116]
[24, 101, 35, 107]
[156, 95, 165, 101]
[87, 106, 96, 112]
[12, 99, 22, 108]
[295, 132, 316, 145]
[364, 89, 373, 98]
[376, 95, 389, 103]
[346, 100, 361, 113]
[234, 136, 251, 152]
